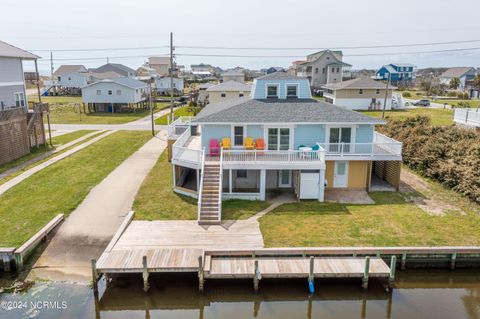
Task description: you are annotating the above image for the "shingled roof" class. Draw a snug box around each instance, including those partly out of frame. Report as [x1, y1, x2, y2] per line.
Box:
[440, 67, 476, 79]
[0, 40, 39, 59]
[193, 98, 384, 124]
[323, 77, 396, 90]
[206, 81, 251, 92]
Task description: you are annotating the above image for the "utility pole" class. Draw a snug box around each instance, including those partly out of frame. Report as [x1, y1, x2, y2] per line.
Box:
[170, 32, 175, 122]
[50, 52, 54, 95]
[382, 72, 391, 119]
[149, 78, 154, 136]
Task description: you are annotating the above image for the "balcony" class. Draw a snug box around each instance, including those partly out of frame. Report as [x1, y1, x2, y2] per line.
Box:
[454, 108, 480, 128]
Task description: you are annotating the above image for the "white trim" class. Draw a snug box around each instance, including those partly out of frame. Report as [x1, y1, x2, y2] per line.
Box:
[196, 121, 384, 126]
[333, 161, 349, 188]
[265, 83, 279, 98]
[0, 81, 25, 87]
[263, 125, 294, 150]
[325, 125, 356, 144]
[278, 170, 292, 187]
[285, 83, 299, 98]
[231, 124, 246, 148]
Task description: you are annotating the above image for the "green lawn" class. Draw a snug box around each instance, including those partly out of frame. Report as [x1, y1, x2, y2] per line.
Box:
[259, 192, 480, 247]
[433, 99, 480, 108]
[155, 106, 194, 125]
[361, 108, 454, 126]
[133, 151, 269, 220]
[30, 96, 168, 124]
[0, 131, 152, 247]
[0, 130, 96, 175]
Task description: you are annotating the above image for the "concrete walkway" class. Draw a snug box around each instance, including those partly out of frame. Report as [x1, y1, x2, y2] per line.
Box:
[0, 131, 114, 196]
[31, 131, 168, 282]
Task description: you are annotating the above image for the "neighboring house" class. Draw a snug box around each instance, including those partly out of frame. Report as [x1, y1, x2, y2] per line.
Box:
[136, 64, 158, 80]
[265, 67, 285, 74]
[94, 63, 136, 78]
[221, 69, 245, 83]
[81, 77, 148, 113]
[148, 56, 170, 76]
[169, 72, 403, 224]
[439, 67, 478, 92]
[322, 77, 396, 110]
[53, 65, 88, 78]
[56, 72, 90, 89]
[197, 82, 215, 103]
[295, 50, 352, 88]
[206, 81, 251, 103]
[191, 63, 215, 78]
[375, 63, 416, 84]
[155, 76, 185, 95]
[0, 40, 39, 110]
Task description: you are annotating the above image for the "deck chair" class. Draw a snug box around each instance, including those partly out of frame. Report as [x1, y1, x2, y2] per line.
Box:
[221, 137, 231, 150]
[244, 137, 255, 150]
[255, 138, 265, 150]
[209, 139, 219, 157]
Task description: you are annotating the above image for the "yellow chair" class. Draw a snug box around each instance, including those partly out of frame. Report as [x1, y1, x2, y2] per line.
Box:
[244, 137, 254, 150]
[221, 137, 231, 150]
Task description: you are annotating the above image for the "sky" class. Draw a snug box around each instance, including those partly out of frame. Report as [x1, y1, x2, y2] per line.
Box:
[1, 0, 480, 74]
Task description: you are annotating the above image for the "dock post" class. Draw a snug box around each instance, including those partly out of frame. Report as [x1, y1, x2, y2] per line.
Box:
[401, 252, 407, 270]
[308, 256, 315, 294]
[198, 255, 205, 292]
[389, 255, 396, 288]
[450, 253, 457, 270]
[2, 256, 11, 272]
[253, 259, 261, 292]
[143, 255, 150, 292]
[362, 256, 370, 289]
[91, 259, 98, 295]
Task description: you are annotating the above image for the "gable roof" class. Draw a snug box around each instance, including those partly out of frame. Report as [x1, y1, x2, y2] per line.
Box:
[85, 77, 147, 90]
[149, 56, 170, 65]
[207, 80, 251, 92]
[256, 71, 304, 81]
[222, 69, 244, 76]
[440, 67, 476, 78]
[0, 40, 39, 59]
[193, 98, 385, 125]
[54, 65, 87, 77]
[89, 71, 123, 80]
[391, 63, 415, 67]
[198, 82, 216, 90]
[323, 77, 396, 90]
[94, 63, 135, 75]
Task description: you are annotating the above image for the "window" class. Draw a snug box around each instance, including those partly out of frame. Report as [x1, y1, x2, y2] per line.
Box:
[221, 92, 226, 98]
[286, 85, 297, 98]
[268, 128, 290, 150]
[266, 85, 278, 98]
[336, 68, 340, 73]
[376, 89, 380, 94]
[359, 89, 363, 94]
[108, 90, 112, 95]
[96, 90, 101, 95]
[239, 92, 244, 97]
[116, 90, 122, 95]
[315, 68, 319, 74]
[14, 92, 25, 107]
[322, 68, 325, 74]
[331, 67, 335, 73]
[68, 77, 71, 81]
[236, 170, 247, 178]
[234, 126, 244, 146]
[58, 76, 61, 81]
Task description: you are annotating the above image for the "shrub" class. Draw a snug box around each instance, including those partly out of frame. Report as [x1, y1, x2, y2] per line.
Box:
[378, 116, 480, 203]
[402, 92, 412, 97]
[457, 101, 471, 108]
[447, 91, 458, 97]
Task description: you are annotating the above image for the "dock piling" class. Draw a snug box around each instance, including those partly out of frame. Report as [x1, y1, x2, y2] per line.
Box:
[253, 259, 261, 292]
[308, 256, 315, 293]
[142, 255, 150, 292]
[362, 256, 370, 289]
[198, 255, 204, 292]
[450, 253, 457, 270]
[91, 259, 98, 295]
[401, 252, 407, 270]
[389, 255, 396, 288]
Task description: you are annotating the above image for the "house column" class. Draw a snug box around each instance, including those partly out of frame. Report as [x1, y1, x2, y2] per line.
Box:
[318, 169, 325, 202]
[228, 169, 233, 194]
[196, 169, 200, 191]
[260, 169, 266, 201]
[172, 165, 176, 188]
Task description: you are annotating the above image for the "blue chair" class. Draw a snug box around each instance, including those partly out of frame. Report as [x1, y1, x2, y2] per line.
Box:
[311, 144, 320, 151]
[298, 145, 306, 150]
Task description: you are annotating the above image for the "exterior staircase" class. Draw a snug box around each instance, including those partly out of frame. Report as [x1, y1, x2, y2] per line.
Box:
[198, 161, 222, 225]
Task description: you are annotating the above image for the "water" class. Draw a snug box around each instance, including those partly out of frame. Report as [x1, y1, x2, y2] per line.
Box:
[1, 270, 479, 319]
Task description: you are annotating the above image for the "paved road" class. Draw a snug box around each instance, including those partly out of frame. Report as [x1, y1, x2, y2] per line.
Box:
[404, 98, 452, 109]
[31, 131, 168, 282]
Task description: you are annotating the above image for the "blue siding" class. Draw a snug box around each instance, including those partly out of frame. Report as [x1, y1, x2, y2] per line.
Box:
[294, 124, 325, 149]
[247, 125, 263, 139]
[252, 79, 311, 99]
[201, 124, 231, 147]
[355, 125, 374, 143]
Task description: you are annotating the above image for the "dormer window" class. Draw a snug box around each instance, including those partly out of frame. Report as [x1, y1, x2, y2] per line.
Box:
[266, 85, 278, 98]
[286, 85, 298, 98]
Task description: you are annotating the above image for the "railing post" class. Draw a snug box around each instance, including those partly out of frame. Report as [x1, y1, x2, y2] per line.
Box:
[401, 252, 407, 270]
[253, 259, 261, 292]
[198, 255, 205, 292]
[450, 253, 457, 270]
[143, 255, 150, 292]
[362, 256, 370, 289]
[308, 256, 315, 294]
[389, 255, 396, 289]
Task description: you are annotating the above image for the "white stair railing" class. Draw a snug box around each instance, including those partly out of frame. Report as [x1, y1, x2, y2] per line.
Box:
[197, 148, 206, 222]
[217, 148, 223, 223]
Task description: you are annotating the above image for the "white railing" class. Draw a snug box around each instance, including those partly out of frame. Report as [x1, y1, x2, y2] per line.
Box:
[172, 128, 203, 166]
[454, 108, 480, 127]
[222, 149, 325, 163]
[218, 148, 223, 223]
[197, 148, 206, 222]
[167, 116, 195, 138]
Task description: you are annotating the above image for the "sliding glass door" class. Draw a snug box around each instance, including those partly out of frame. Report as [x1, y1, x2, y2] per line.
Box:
[268, 128, 290, 150]
[329, 127, 352, 153]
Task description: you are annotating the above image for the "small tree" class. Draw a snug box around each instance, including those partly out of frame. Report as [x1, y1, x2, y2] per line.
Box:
[473, 75, 480, 95]
[449, 77, 460, 90]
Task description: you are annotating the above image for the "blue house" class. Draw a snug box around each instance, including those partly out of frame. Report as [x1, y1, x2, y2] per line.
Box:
[376, 64, 416, 84]
[169, 72, 403, 225]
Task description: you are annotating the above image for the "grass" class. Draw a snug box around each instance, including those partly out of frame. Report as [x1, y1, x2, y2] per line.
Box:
[155, 106, 195, 125]
[432, 99, 480, 108]
[29, 96, 168, 124]
[361, 108, 454, 126]
[0, 130, 96, 175]
[0, 131, 152, 247]
[259, 191, 480, 247]
[133, 151, 270, 220]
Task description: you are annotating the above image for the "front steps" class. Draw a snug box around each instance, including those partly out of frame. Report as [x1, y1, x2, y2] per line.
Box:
[199, 162, 222, 225]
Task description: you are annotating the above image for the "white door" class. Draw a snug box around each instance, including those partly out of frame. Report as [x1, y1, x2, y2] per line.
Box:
[333, 161, 348, 188]
[300, 173, 319, 199]
[278, 170, 292, 187]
